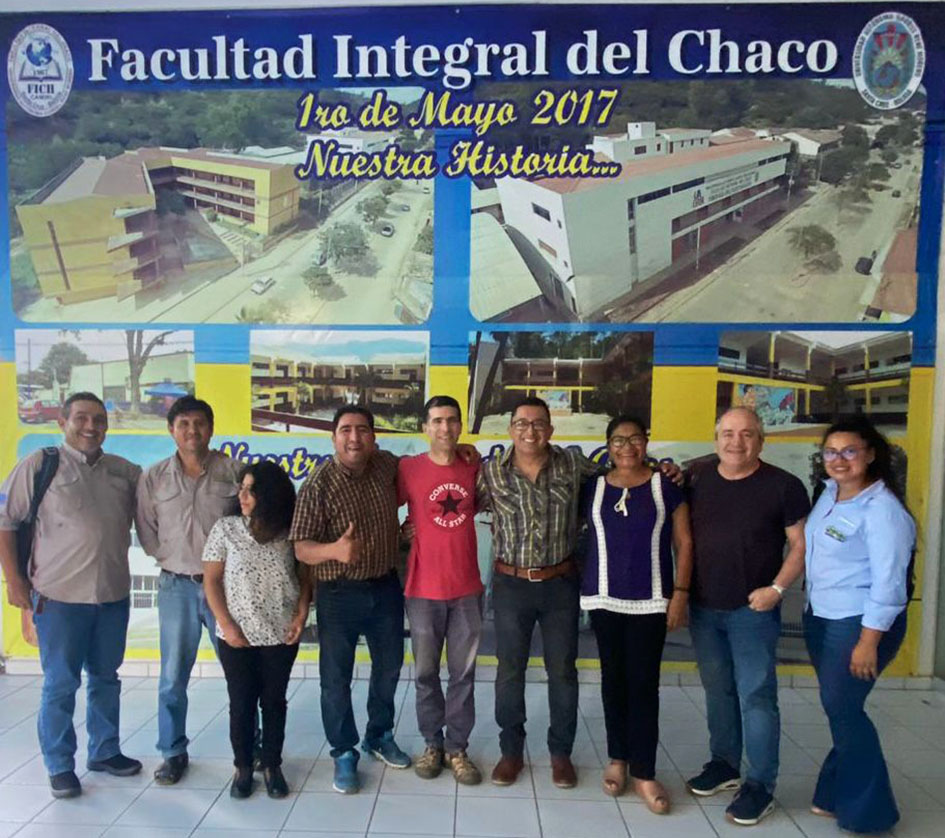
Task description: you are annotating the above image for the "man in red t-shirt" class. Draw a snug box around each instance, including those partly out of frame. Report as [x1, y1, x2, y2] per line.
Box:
[398, 395, 484, 785]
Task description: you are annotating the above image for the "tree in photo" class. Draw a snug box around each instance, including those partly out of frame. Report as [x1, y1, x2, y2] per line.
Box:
[787, 225, 836, 259]
[126, 330, 174, 414]
[37, 341, 91, 388]
[357, 195, 389, 224]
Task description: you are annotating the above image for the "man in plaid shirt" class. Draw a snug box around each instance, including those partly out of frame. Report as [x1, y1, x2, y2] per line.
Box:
[478, 396, 600, 790]
[290, 406, 411, 794]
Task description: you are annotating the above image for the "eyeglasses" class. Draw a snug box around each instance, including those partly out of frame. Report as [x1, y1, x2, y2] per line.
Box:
[822, 446, 867, 462]
[609, 434, 647, 448]
[511, 419, 550, 432]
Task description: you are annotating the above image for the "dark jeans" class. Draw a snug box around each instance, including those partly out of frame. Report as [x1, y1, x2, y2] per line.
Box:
[590, 610, 667, 780]
[804, 609, 907, 834]
[493, 572, 579, 758]
[217, 640, 299, 770]
[689, 604, 781, 792]
[405, 594, 482, 752]
[316, 571, 405, 757]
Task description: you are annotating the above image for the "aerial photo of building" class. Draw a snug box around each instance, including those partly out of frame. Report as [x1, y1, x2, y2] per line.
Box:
[717, 330, 911, 436]
[477, 121, 792, 321]
[15, 146, 300, 305]
[250, 330, 428, 433]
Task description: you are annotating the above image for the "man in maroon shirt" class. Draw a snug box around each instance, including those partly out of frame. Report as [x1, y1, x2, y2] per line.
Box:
[398, 396, 484, 785]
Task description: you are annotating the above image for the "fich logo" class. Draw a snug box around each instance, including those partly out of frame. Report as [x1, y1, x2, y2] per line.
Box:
[853, 12, 925, 110]
[7, 23, 74, 117]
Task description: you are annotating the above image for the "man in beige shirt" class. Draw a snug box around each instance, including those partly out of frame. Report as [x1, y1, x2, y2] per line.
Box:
[136, 396, 240, 784]
[0, 393, 142, 799]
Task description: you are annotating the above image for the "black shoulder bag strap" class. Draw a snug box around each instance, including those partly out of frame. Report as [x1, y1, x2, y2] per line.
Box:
[17, 446, 61, 579]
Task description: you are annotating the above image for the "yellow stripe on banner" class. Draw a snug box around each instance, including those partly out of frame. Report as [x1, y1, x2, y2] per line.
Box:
[195, 364, 251, 436]
[888, 366, 935, 676]
[650, 366, 717, 440]
[0, 362, 19, 479]
[427, 365, 471, 430]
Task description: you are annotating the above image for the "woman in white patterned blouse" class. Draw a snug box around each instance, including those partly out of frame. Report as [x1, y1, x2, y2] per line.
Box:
[203, 461, 312, 800]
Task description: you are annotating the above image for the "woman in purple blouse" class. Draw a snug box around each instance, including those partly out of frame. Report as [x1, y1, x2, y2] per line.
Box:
[581, 415, 693, 813]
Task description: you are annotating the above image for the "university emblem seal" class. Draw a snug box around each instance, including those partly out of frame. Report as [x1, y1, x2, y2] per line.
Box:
[852, 12, 925, 110]
[7, 24, 74, 117]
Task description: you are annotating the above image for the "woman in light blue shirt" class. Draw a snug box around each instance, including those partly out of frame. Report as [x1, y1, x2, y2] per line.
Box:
[803, 417, 914, 834]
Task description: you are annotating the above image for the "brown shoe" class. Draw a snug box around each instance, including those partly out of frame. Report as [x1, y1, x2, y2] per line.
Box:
[491, 754, 525, 786]
[447, 750, 482, 786]
[551, 755, 577, 789]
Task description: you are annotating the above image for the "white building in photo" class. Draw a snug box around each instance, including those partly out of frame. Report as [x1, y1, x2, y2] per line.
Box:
[493, 125, 792, 319]
[773, 128, 842, 158]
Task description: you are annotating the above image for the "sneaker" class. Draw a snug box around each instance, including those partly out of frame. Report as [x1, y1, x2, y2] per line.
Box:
[153, 753, 188, 785]
[362, 731, 411, 769]
[686, 759, 741, 796]
[49, 770, 81, 799]
[332, 749, 361, 794]
[414, 745, 445, 779]
[726, 781, 775, 826]
[86, 753, 142, 777]
[447, 750, 482, 786]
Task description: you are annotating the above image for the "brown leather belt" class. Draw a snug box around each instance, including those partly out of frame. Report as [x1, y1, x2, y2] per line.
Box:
[494, 559, 575, 582]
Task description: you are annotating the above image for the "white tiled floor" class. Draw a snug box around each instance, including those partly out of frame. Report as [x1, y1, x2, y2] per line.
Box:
[2, 673, 945, 837]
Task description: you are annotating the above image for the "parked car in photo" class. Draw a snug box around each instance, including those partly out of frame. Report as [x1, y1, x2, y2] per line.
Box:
[892, 189, 902, 197]
[397, 203, 410, 212]
[251, 276, 275, 295]
[379, 223, 395, 237]
[854, 250, 878, 275]
[19, 399, 62, 423]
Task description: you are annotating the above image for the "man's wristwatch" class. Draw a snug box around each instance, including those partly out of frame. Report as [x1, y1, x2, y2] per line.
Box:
[770, 583, 785, 597]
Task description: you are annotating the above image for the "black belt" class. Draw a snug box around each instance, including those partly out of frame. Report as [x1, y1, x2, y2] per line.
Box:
[162, 569, 204, 583]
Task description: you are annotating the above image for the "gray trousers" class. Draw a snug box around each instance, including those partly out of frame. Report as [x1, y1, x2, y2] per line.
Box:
[405, 594, 482, 753]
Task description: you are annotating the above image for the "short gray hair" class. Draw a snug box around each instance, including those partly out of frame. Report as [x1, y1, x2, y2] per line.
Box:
[715, 406, 765, 441]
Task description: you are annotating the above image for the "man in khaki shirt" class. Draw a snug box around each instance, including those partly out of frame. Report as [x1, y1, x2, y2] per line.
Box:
[0, 393, 142, 799]
[136, 396, 240, 784]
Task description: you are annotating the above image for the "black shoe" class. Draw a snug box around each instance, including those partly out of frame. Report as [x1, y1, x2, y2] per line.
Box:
[153, 753, 189, 785]
[49, 770, 81, 799]
[686, 759, 741, 796]
[264, 766, 289, 799]
[230, 766, 254, 799]
[726, 780, 775, 825]
[86, 753, 143, 777]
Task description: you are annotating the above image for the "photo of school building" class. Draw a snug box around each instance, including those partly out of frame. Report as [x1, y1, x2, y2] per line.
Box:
[15, 146, 300, 305]
[468, 331, 653, 436]
[717, 330, 912, 436]
[475, 121, 792, 321]
[250, 331, 428, 433]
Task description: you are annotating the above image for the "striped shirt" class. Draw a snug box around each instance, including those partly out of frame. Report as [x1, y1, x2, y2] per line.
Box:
[477, 445, 600, 569]
[288, 450, 399, 582]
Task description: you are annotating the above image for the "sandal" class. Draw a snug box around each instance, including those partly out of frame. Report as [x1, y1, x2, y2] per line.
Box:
[632, 777, 671, 815]
[602, 761, 628, 797]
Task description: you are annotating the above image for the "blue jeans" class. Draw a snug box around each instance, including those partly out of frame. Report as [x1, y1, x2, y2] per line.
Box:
[689, 604, 781, 792]
[156, 571, 218, 758]
[315, 571, 404, 757]
[804, 610, 906, 833]
[32, 594, 130, 775]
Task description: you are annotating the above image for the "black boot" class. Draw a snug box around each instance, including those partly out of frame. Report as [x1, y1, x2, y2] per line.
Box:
[264, 765, 289, 798]
[230, 766, 254, 798]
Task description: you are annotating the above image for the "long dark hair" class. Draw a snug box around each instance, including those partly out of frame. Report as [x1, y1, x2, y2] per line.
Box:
[820, 416, 908, 510]
[239, 461, 296, 543]
[820, 416, 916, 598]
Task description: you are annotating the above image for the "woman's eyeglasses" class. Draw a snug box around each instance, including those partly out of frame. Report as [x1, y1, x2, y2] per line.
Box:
[822, 446, 867, 462]
[609, 434, 647, 448]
